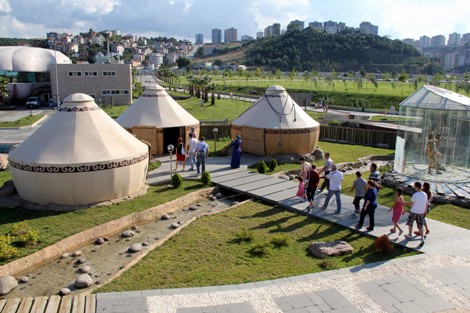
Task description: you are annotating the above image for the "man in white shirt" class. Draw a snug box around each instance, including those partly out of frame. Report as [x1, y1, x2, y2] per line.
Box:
[405, 182, 428, 245]
[320, 164, 343, 213]
[186, 133, 199, 171]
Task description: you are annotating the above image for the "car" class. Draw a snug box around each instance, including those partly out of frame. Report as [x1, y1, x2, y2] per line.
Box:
[26, 97, 42, 109]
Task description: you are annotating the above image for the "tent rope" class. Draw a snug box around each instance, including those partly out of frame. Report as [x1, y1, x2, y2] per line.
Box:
[264, 91, 296, 123]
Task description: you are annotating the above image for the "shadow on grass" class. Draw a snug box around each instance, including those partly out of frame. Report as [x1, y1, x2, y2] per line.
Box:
[0, 206, 64, 224]
[185, 183, 206, 191]
[240, 205, 283, 219]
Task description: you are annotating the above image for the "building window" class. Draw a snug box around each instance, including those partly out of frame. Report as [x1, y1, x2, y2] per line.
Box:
[84, 71, 98, 77]
[101, 89, 130, 95]
[102, 71, 116, 77]
[89, 94, 96, 99]
[68, 71, 82, 77]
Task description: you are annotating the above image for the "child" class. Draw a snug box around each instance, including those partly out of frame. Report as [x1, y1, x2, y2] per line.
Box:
[389, 187, 405, 235]
[296, 176, 306, 202]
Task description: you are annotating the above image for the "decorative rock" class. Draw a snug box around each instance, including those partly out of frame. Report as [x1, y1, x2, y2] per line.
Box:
[128, 243, 143, 253]
[195, 203, 202, 207]
[94, 237, 105, 245]
[312, 148, 324, 161]
[308, 241, 354, 259]
[60, 253, 69, 259]
[72, 251, 82, 257]
[142, 241, 150, 246]
[75, 257, 87, 264]
[131, 226, 138, 231]
[0, 275, 18, 295]
[288, 174, 296, 180]
[59, 288, 71, 296]
[208, 195, 217, 201]
[215, 193, 223, 199]
[121, 230, 135, 238]
[79, 266, 91, 274]
[160, 214, 171, 220]
[74, 274, 93, 289]
[18, 276, 29, 284]
[170, 222, 180, 229]
[189, 205, 198, 211]
[278, 174, 290, 181]
[91, 247, 99, 252]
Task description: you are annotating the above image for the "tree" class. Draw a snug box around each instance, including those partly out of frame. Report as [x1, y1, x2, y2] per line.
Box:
[176, 57, 191, 69]
[398, 69, 409, 94]
[0, 77, 10, 105]
[194, 47, 204, 58]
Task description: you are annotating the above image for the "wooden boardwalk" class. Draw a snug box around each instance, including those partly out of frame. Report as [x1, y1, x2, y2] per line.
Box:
[0, 294, 95, 313]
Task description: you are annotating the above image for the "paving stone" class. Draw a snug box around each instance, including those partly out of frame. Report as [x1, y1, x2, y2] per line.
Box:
[177, 303, 255, 313]
[367, 291, 400, 307]
[382, 281, 428, 302]
[412, 296, 455, 313]
[393, 301, 427, 313]
[316, 289, 351, 309]
[357, 281, 385, 295]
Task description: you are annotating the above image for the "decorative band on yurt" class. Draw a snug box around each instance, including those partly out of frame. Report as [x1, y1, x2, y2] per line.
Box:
[9, 152, 148, 173]
[142, 94, 167, 97]
[265, 126, 320, 135]
[58, 106, 101, 112]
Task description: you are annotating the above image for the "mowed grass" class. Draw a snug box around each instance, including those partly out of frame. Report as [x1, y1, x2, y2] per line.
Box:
[98, 200, 416, 292]
[101, 105, 130, 119]
[177, 97, 252, 121]
[0, 114, 45, 128]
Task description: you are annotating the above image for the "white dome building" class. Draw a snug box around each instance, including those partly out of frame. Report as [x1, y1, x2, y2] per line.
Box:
[8, 93, 149, 206]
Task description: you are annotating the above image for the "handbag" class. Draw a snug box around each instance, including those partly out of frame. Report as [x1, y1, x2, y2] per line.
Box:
[181, 146, 186, 155]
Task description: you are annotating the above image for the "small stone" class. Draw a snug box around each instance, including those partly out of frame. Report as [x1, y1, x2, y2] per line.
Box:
[189, 205, 198, 211]
[288, 174, 296, 180]
[170, 222, 180, 229]
[160, 214, 171, 220]
[95, 280, 102, 285]
[142, 241, 150, 246]
[94, 238, 105, 245]
[79, 266, 91, 274]
[278, 174, 290, 181]
[0, 275, 18, 295]
[128, 243, 143, 253]
[131, 226, 137, 231]
[59, 288, 71, 296]
[121, 230, 135, 238]
[208, 195, 217, 201]
[60, 253, 69, 259]
[195, 203, 202, 207]
[135, 230, 142, 233]
[75, 257, 87, 264]
[18, 276, 29, 284]
[74, 274, 93, 289]
[215, 193, 223, 199]
[103, 237, 109, 241]
[72, 251, 82, 257]
[91, 247, 99, 252]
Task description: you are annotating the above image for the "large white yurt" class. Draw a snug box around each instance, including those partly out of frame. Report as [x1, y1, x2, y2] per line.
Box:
[116, 84, 199, 155]
[8, 93, 149, 206]
[231, 85, 320, 155]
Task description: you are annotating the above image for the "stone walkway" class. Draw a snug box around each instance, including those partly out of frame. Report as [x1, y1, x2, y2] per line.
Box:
[97, 164, 470, 313]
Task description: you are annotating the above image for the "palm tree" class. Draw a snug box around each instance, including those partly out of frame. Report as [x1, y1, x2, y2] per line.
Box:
[0, 77, 10, 106]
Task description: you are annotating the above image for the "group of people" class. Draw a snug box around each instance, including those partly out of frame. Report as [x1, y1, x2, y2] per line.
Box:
[296, 154, 432, 246]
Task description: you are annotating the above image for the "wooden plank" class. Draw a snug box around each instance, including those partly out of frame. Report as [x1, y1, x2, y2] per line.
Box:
[447, 184, 468, 198]
[45, 295, 62, 313]
[434, 182, 445, 195]
[84, 294, 96, 313]
[17, 297, 34, 313]
[58, 295, 73, 313]
[71, 294, 86, 313]
[31, 296, 49, 313]
[0, 299, 7, 312]
[2, 298, 21, 313]
[457, 183, 470, 194]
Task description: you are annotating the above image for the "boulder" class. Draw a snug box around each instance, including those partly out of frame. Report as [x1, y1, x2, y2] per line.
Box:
[278, 174, 290, 181]
[121, 230, 135, 238]
[128, 243, 143, 253]
[308, 241, 353, 259]
[312, 148, 324, 161]
[59, 288, 71, 296]
[74, 274, 93, 289]
[0, 275, 18, 295]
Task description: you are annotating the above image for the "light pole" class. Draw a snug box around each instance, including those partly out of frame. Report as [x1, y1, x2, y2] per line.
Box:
[167, 144, 174, 179]
[213, 128, 218, 155]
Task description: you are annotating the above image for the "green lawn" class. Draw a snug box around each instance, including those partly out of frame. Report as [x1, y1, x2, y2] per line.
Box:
[178, 97, 251, 121]
[0, 114, 45, 128]
[98, 200, 416, 292]
[101, 105, 130, 119]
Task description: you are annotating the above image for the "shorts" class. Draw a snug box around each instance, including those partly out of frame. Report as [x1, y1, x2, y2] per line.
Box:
[406, 212, 425, 229]
[176, 154, 186, 161]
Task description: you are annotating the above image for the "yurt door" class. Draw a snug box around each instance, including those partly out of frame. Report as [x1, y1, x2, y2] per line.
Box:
[163, 127, 185, 154]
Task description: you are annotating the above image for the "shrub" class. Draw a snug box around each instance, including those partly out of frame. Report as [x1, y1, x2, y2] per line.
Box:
[268, 159, 278, 172]
[201, 171, 212, 186]
[375, 235, 393, 254]
[233, 229, 254, 244]
[248, 242, 272, 257]
[0, 235, 17, 260]
[171, 173, 183, 188]
[319, 259, 338, 270]
[148, 161, 161, 172]
[257, 160, 268, 174]
[10, 221, 39, 246]
[270, 235, 291, 248]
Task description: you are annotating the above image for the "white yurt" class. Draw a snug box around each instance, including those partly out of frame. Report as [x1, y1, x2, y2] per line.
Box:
[8, 93, 149, 206]
[116, 84, 199, 155]
[231, 85, 320, 155]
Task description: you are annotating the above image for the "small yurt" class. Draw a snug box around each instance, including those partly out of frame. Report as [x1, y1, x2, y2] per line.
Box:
[116, 84, 199, 155]
[231, 85, 320, 155]
[8, 93, 149, 206]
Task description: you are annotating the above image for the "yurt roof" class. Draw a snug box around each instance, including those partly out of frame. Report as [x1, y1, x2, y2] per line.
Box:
[400, 85, 470, 111]
[0, 46, 71, 72]
[116, 84, 199, 128]
[232, 85, 319, 129]
[9, 93, 147, 165]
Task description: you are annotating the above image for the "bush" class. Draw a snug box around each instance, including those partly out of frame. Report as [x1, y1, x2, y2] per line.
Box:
[233, 229, 254, 244]
[257, 160, 268, 174]
[201, 171, 212, 186]
[270, 235, 291, 248]
[268, 159, 278, 172]
[0, 235, 17, 260]
[10, 221, 39, 246]
[148, 161, 161, 172]
[375, 235, 393, 254]
[248, 242, 272, 257]
[171, 173, 183, 188]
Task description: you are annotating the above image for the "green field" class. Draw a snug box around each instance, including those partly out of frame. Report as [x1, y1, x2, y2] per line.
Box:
[0, 114, 45, 128]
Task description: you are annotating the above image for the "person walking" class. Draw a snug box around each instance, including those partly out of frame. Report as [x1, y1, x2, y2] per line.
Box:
[318, 152, 333, 193]
[195, 136, 209, 175]
[389, 187, 405, 235]
[186, 133, 198, 171]
[415, 181, 432, 235]
[355, 180, 378, 231]
[369, 163, 382, 190]
[306, 164, 320, 210]
[350, 171, 367, 215]
[175, 137, 186, 171]
[296, 177, 306, 202]
[230, 135, 242, 168]
[404, 182, 428, 245]
[320, 164, 343, 213]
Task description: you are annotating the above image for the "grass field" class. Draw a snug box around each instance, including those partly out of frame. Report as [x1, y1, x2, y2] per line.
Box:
[0, 114, 45, 128]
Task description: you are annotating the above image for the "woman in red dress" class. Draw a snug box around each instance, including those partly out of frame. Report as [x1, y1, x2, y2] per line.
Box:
[175, 137, 186, 171]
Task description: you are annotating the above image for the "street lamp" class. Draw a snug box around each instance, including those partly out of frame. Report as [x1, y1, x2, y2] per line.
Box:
[213, 128, 218, 154]
[167, 144, 174, 178]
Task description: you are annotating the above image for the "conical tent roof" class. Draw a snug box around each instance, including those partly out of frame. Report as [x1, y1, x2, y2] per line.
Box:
[116, 84, 199, 128]
[232, 85, 319, 129]
[400, 85, 470, 111]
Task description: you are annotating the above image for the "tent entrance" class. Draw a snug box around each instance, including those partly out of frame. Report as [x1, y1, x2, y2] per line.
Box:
[163, 127, 185, 154]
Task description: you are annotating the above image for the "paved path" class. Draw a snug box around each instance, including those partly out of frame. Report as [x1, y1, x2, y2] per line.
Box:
[99, 165, 470, 313]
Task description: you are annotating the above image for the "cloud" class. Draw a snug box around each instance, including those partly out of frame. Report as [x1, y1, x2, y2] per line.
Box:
[0, 0, 11, 14]
[68, 0, 118, 15]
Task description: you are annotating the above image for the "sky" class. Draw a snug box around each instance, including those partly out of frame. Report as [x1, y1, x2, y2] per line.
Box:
[0, 0, 469, 42]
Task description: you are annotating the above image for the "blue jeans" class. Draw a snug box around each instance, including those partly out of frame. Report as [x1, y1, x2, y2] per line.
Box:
[322, 189, 342, 212]
[189, 152, 196, 169]
[196, 152, 206, 173]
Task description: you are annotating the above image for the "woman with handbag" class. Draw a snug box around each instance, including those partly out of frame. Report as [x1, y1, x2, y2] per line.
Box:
[175, 137, 186, 171]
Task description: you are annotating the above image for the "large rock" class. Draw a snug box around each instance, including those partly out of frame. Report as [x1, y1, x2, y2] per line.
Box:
[312, 148, 324, 161]
[0, 275, 18, 295]
[128, 243, 143, 253]
[74, 274, 93, 289]
[309, 241, 353, 259]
